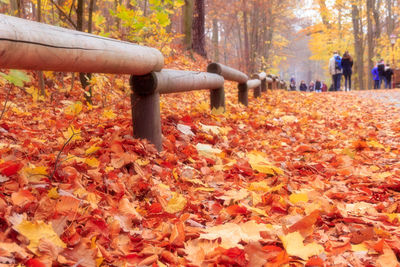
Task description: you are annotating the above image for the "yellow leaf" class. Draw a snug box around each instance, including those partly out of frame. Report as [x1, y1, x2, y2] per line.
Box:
[103, 109, 116, 119]
[242, 204, 268, 217]
[85, 145, 101, 155]
[247, 151, 283, 175]
[280, 231, 324, 260]
[164, 192, 187, 214]
[211, 106, 225, 115]
[63, 126, 82, 142]
[385, 213, 400, 223]
[85, 157, 100, 168]
[351, 243, 368, 252]
[289, 193, 309, 204]
[64, 101, 83, 116]
[367, 140, 385, 150]
[14, 220, 66, 254]
[195, 187, 215, 192]
[21, 166, 48, 183]
[47, 187, 59, 199]
[91, 236, 97, 249]
[96, 257, 104, 267]
[248, 181, 283, 192]
[136, 158, 150, 166]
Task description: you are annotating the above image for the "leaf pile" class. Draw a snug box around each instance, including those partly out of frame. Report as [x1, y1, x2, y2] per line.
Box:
[1, 64, 400, 265]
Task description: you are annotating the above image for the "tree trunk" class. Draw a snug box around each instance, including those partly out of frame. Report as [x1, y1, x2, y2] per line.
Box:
[192, 0, 207, 58]
[37, 0, 45, 96]
[242, 0, 250, 74]
[386, 0, 394, 35]
[212, 18, 219, 62]
[88, 0, 95, 33]
[11, 0, 19, 16]
[373, 0, 381, 40]
[366, 0, 374, 89]
[77, 0, 84, 31]
[182, 0, 194, 50]
[352, 4, 364, 90]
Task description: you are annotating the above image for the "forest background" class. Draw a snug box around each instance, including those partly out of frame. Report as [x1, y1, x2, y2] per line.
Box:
[0, 0, 399, 90]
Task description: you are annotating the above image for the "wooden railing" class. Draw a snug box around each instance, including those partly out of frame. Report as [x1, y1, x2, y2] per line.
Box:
[0, 14, 286, 151]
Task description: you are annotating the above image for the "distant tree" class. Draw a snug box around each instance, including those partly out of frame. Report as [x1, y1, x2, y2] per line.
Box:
[192, 0, 206, 57]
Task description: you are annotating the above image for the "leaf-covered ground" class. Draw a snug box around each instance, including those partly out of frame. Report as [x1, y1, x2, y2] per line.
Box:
[1, 62, 400, 266]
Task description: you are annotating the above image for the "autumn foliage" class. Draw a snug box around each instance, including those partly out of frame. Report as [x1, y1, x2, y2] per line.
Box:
[1, 54, 400, 266]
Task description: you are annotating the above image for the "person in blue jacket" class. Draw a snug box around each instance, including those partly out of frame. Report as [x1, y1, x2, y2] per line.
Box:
[372, 65, 379, 89]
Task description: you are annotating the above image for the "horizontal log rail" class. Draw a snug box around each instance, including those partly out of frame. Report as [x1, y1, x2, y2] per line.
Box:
[0, 14, 164, 75]
[207, 63, 248, 83]
[0, 14, 287, 151]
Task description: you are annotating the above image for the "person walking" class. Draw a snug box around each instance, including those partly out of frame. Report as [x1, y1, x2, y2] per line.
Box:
[341, 51, 353, 91]
[372, 65, 380, 89]
[299, 81, 307, 91]
[289, 76, 296, 91]
[377, 59, 385, 89]
[309, 81, 315, 92]
[329, 51, 343, 91]
[321, 81, 328, 92]
[315, 79, 322, 92]
[384, 64, 394, 89]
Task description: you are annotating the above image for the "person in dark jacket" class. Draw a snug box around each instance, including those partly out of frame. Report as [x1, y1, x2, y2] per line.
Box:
[299, 81, 307, 91]
[341, 51, 353, 91]
[377, 59, 385, 89]
[315, 79, 322, 92]
[384, 64, 394, 89]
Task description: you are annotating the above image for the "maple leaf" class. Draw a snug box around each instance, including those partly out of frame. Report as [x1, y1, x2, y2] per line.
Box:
[12, 219, 66, 254]
[184, 239, 220, 266]
[85, 145, 101, 155]
[63, 126, 82, 142]
[163, 192, 187, 214]
[247, 151, 283, 175]
[64, 101, 83, 116]
[200, 221, 268, 249]
[280, 231, 324, 260]
[289, 193, 309, 204]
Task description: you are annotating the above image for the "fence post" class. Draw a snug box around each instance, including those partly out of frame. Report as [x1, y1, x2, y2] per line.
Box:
[261, 78, 267, 92]
[238, 83, 248, 106]
[130, 74, 162, 151]
[210, 88, 225, 111]
[253, 84, 261, 98]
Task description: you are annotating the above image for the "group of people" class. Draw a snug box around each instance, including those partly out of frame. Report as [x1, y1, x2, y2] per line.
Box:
[289, 79, 328, 92]
[290, 51, 395, 92]
[372, 59, 394, 89]
[329, 51, 353, 91]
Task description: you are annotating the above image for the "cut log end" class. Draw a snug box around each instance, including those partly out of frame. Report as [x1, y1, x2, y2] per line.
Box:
[130, 73, 158, 95]
[207, 63, 222, 74]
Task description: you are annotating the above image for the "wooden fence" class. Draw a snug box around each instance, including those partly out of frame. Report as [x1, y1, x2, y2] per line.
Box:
[0, 14, 287, 151]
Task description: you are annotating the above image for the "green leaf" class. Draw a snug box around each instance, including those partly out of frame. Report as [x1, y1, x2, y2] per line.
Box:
[0, 70, 30, 87]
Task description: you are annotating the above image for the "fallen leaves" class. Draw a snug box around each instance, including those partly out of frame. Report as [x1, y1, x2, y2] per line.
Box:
[280, 231, 324, 260]
[12, 219, 66, 254]
[2, 63, 400, 266]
